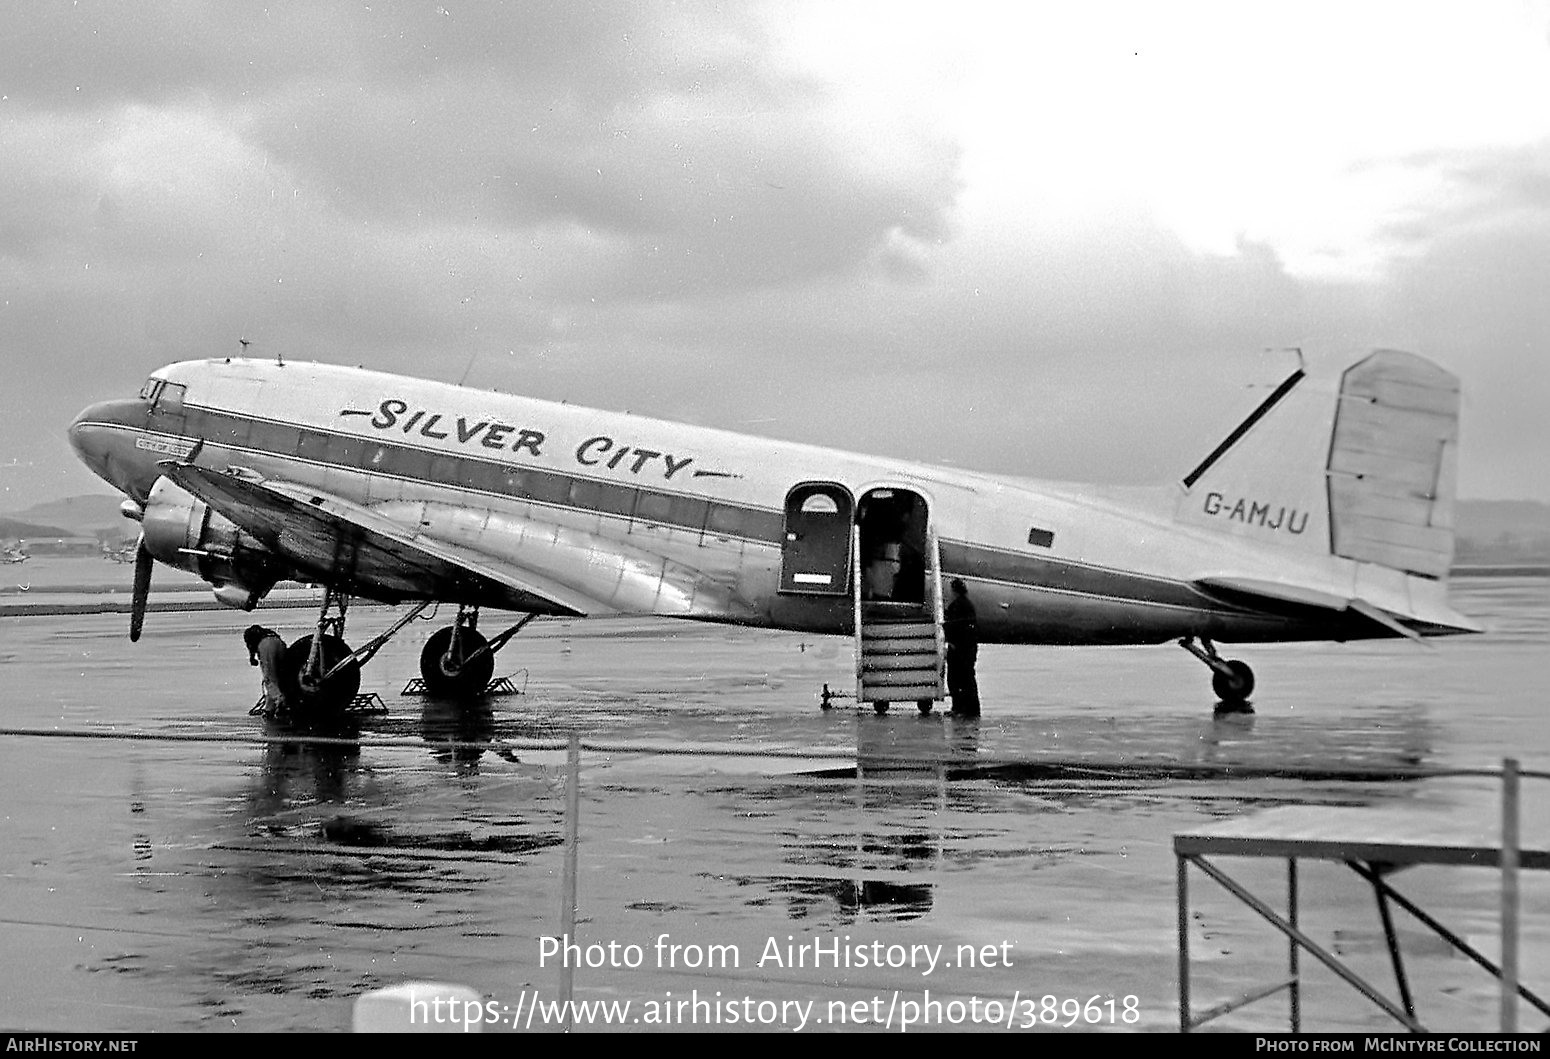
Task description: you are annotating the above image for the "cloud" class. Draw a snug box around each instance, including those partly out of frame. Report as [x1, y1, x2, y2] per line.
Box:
[1, 3, 1547, 509]
[1382, 147, 1550, 500]
[3, 3, 961, 304]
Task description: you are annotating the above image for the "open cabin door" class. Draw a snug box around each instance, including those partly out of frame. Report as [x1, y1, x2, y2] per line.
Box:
[779, 482, 854, 595]
[854, 486, 946, 711]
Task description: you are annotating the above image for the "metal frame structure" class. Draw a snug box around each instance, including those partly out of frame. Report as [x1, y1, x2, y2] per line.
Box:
[1175, 760, 1549, 1033]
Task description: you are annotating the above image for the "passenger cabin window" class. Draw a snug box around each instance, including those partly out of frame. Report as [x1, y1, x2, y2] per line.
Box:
[705, 503, 748, 538]
[297, 430, 330, 462]
[635, 491, 674, 525]
[568, 479, 603, 510]
[325, 435, 360, 467]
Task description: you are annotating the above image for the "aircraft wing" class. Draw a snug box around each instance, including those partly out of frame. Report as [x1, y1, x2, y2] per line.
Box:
[159, 462, 601, 615]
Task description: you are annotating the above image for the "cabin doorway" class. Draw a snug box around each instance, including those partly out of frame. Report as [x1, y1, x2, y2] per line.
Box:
[855, 486, 944, 713]
[779, 482, 854, 595]
[856, 487, 929, 605]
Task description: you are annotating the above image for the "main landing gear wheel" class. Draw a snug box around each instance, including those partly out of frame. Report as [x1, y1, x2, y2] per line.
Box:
[420, 626, 495, 699]
[873, 701, 889, 716]
[282, 634, 361, 719]
[917, 700, 934, 715]
[1212, 659, 1256, 706]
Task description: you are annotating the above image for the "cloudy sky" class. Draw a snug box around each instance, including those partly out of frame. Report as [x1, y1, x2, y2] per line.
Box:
[2, 0, 1547, 509]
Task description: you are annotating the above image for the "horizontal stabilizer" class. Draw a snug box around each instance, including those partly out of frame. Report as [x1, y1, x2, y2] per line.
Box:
[1193, 576, 1351, 611]
[1347, 598, 1427, 644]
[1194, 575, 1473, 640]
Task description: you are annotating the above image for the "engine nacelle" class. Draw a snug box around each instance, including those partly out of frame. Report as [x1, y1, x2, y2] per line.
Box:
[140, 477, 283, 610]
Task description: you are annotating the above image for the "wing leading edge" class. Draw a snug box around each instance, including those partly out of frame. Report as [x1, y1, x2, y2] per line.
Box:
[160, 462, 599, 615]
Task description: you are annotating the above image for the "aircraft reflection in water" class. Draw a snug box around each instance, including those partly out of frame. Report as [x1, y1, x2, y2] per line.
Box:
[252, 735, 361, 822]
[418, 698, 521, 770]
[68, 349, 1480, 719]
[720, 718, 983, 923]
[244, 700, 558, 859]
[252, 695, 528, 802]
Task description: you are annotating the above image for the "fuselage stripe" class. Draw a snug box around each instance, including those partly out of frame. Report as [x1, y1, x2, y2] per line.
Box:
[173, 404, 787, 544]
[93, 406, 1248, 618]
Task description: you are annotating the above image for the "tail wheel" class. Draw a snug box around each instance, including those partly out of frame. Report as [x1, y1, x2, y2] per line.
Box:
[1211, 659, 1255, 704]
[420, 626, 495, 699]
[282, 634, 361, 718]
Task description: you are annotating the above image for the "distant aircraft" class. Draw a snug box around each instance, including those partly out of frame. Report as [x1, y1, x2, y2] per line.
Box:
[1, 544, 27, 564]
[67, 351, 1479, 718]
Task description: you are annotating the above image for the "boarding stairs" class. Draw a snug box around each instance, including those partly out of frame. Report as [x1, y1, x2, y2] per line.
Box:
[854, 527, 946, 713]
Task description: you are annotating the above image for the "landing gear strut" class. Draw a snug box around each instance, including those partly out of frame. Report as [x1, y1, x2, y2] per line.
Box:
[419, 606, 537, 699]
[271, 591, 538, 718]
[1179, 636, 1255, 708]
[283, 587, 362, 719]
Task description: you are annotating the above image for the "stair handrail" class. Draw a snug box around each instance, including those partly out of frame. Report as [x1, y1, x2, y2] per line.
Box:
[852, 521, 865, 705]
[927, 523, 946, 695]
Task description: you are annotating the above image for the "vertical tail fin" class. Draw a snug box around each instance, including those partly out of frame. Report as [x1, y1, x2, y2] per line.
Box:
[1175, 363, 1336, 555]
[1177, 350, 1460, 580]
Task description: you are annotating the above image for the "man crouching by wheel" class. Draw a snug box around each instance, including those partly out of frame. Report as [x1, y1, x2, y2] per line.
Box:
[245, 624, 289, 719]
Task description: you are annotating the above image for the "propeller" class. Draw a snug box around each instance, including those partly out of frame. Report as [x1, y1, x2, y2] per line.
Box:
[130, 535, 153, 643]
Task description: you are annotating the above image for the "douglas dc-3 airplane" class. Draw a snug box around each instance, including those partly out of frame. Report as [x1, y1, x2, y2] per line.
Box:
[68, 349, 1479, 719]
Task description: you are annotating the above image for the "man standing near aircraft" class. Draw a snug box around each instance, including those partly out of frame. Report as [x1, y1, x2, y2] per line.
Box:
[944, 579, 980, 717]
[245, 624, 289, 717]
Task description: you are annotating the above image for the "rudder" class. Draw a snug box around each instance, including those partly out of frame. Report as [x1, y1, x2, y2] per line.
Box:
[1326, 350, 1459, 579]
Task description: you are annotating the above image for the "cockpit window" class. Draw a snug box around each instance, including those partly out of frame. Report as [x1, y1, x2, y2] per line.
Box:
[139, 378, 163, 401]
[158, 382, 186, 414]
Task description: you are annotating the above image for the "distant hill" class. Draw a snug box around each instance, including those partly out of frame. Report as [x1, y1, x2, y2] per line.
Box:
[6, 495, 128, 538]
[0, 517, 73, 540]
[1456, 500, 1550, 536]
[1455, 499, 1550, 564]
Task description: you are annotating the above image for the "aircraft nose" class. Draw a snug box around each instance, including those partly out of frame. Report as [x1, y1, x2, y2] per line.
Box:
[68, 401, 115, 467]
[68, 398, 145, 492]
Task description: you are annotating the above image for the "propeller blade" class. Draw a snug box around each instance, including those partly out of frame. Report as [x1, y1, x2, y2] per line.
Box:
[130, 536, 153, 643]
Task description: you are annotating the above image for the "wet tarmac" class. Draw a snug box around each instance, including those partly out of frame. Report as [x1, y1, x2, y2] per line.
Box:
[0, 568, 1546, 1033]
